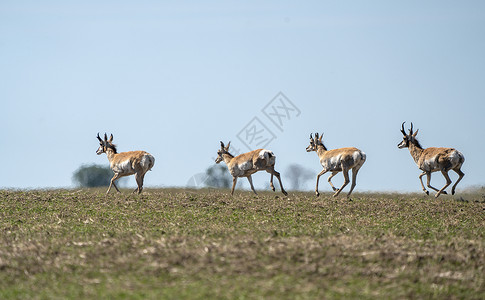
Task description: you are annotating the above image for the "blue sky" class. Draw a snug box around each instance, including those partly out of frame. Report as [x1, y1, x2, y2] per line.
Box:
[1, 1, 484, 192]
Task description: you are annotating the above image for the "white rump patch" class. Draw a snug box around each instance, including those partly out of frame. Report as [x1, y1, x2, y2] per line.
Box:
[449, 150, 465, 168]
[140, 154, 155, 172]
[352, 151, 360, 162]
[259, 149, 273, 159]
[259, 149, 275, 166]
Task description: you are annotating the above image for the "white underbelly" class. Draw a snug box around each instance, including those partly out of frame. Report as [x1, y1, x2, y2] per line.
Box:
[321, 156, 341, 171]
[112, 160, 135, 174]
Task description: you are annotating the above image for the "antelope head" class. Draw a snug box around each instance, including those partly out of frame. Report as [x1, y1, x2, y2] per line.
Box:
[306, 133, 323, 152]
[215, 141, 230, 163]
[398, 122, 419, 149]
[96, 133, 115, 155]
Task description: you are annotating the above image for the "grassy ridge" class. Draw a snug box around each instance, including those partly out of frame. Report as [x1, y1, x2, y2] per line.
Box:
[0, 189, 484, 299]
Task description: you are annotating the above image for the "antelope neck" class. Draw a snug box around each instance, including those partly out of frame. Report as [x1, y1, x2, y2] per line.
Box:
[316, 144, 327, 156]
[408, 142, 424, 165]
[222, 153, 234, 164]
[105, 149, 117, 162]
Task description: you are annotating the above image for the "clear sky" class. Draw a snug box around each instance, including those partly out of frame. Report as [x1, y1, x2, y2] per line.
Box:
[1, 1, 484, 192]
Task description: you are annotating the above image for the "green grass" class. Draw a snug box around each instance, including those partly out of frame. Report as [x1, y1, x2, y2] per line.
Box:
[0, 188, 484, 299]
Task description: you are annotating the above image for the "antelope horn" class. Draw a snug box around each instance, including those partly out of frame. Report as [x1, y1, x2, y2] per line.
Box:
[97, 133, 102, 142]
[220, 141, 224, 149]
[104, 133, 108, 141]
[409, 122, 414, 135]
[401, 122, 406, 135]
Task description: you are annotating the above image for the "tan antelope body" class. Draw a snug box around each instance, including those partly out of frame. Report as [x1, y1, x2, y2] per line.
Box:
[96, 133, 155, 194]
[398, 122, 464, 198]
[215, 141, 288, 196]
[306, 133, 366, 198]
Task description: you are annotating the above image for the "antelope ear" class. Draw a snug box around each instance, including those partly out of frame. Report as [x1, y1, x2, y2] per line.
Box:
[104, 133, 108, 141]
[220, 141, 225, 149]
[225, 141, 231, 151]
[108, 134, 113, 143]
[412, 129, 419, 137]
[309, 133, 313, 141]
[319, 133, 323, 142]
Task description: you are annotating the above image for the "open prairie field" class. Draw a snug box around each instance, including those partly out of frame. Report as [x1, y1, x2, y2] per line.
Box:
[0, 188, 484, 299]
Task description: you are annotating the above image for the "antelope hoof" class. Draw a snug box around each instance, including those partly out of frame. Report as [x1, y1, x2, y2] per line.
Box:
[332, 187, 337, 191]
[282, 190, 288, 196]
[441, 191, 448, 195]
[425, 190, 429, 195]
[315, 191, 320, 197]
[271, 186, 275, 192]
[452, 190, 456, 195]
[333, 189, 342, 197]
[435, 193, 441, 198]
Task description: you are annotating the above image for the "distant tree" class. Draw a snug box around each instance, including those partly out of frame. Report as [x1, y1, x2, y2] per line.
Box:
[72, 164, 127, 188]
[204, 165, 232, 188]
[286, 164, 313, 191]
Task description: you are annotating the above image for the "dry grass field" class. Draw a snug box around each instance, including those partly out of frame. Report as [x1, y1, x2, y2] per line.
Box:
[0, 188, 484, 299]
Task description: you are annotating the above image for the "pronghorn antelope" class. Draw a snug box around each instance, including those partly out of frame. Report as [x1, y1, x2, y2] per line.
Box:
[215, 141, 288, 196]
[96, 133, 155, 195]
[398, 122, 465, 198]
[306, 133, 366, 198]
